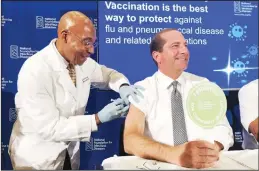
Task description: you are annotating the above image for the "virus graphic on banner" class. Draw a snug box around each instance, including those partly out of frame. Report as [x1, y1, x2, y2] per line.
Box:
[213, 47, 258, 88]
[241, 45, 258, 59]
[228, 23, 247, 41]
[246, 45, 258, 58]
[231, 58, 249, 77]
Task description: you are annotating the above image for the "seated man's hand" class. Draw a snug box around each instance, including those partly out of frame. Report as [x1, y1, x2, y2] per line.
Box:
[119, 84, 145, 105]
[249, 117, 259, 141]
[175, 141, 220, 169]
[97, 98, 129, 123]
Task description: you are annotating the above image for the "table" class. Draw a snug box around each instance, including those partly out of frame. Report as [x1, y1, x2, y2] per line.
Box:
[102, 149, 258, 170]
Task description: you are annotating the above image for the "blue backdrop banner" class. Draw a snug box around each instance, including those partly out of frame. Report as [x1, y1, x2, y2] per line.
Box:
[98, 1, 258, 90]
[1, 1, 258, 170]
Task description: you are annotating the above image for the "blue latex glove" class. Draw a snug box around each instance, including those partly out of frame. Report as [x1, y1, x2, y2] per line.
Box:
[119, 85, 145, 105]
[97, 98, 129, 123]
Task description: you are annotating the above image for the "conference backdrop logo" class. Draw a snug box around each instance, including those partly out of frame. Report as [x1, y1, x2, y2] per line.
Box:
[89, 17, 98, 30]
[9, 108, 18, 122]
[1, 77, 14, 90]
[1, 15, 12, 27]
[1, 142, 9, 153]
[186, 82, 227, 129]
[10, 45, 19, 59]
[85, 137, 113, 151]
[233, 1, 258, 17]
[10, 45, 39, 59]
[89, 17, 98, 48]
[36, 16, 59, 29]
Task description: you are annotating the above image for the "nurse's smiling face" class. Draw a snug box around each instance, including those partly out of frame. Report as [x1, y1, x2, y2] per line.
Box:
[57, 11, 96, 65]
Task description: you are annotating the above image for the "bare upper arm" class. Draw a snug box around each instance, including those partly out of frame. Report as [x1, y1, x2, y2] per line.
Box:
[124, 104, 145, 136]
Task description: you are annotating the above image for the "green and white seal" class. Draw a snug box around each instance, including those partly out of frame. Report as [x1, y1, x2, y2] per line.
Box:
[186, 81, 227, 129]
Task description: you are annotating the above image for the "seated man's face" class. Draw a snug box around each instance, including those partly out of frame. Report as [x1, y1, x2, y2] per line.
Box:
[159, 30, 190, 72]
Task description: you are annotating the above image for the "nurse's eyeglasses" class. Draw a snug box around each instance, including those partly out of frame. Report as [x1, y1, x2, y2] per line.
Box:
[67, 30, 97, 48]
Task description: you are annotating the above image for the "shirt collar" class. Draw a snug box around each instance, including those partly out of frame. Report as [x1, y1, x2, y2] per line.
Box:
[157, 70, 186, 90]
[51, 39, 69, 69]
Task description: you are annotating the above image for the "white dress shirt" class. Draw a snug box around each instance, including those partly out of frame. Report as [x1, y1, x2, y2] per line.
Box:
[239, 79, 259, 149]
[130, 70, 234, 150]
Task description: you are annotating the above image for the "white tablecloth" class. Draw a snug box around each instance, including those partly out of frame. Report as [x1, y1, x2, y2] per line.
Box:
[102, 149, 258, 170]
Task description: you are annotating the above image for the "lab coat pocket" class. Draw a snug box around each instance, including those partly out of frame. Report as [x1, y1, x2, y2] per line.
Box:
[56, 90, 77, 117]
[53, 71, 77, 107]
[55, 84, 76, 105]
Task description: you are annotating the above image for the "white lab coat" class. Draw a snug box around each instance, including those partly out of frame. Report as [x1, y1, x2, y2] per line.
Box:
[8, 39, 129, 170]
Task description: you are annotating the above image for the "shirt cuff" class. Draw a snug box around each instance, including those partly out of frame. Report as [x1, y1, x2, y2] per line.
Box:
[91, 115, 98, 132]
[213, 128, 233, 151]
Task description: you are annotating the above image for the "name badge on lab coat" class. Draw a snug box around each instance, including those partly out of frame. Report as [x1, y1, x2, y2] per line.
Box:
[82, 77, 89, 83]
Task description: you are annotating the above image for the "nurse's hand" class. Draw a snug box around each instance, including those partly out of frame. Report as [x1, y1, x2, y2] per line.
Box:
[119, 85, 145, 105]
[97, 98, 129, 123]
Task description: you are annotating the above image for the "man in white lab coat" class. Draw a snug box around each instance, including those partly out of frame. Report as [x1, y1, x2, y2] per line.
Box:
[8, 11, 144, 170]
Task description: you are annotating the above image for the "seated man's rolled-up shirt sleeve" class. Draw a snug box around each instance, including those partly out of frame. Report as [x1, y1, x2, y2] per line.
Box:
[128, 82, 148, 116]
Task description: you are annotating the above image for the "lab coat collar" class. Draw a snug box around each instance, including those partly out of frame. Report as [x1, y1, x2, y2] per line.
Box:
[49, 38, 69, 71]
[47, 39, 77, 100]
[50, 39, 84, 73]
